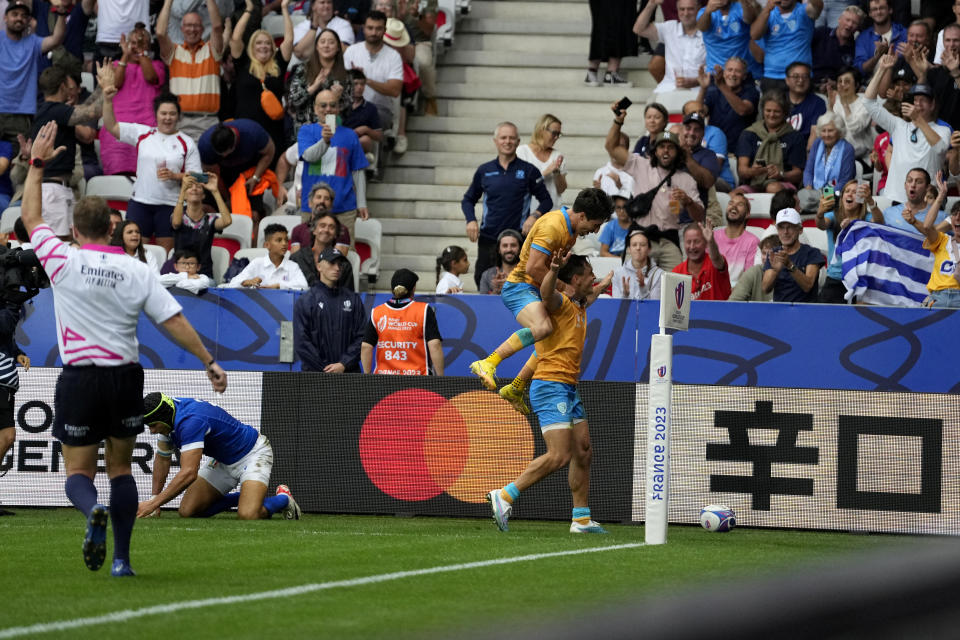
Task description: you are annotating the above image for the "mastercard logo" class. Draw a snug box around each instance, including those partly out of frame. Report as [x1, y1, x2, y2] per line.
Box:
[359, 389, 535, 503]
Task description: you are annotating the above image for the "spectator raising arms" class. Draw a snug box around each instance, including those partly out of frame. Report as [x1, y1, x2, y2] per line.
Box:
[815, 179, 883, 303]
[101, 63, 201, 255]
[100, 24, 166, 176]
[634, 0, 706, 93]
[436, 245, 469, 294]
[517, 114, 568, 216]
[750, 0, 822, 90]
[672, 219, 731, 300]
[171, 173, 232, 279]
[903, 174, 960, 308]
[828, 66, 873, 160]
[612, 225, 664, 299]
[228, 0, 294, 163]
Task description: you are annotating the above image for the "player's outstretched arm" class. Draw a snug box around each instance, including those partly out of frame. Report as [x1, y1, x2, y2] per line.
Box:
[540, 250, 567, 311]
[137, 449, 203, 517]
[586, 270, 614, 307]
[161, 313, 227, 393]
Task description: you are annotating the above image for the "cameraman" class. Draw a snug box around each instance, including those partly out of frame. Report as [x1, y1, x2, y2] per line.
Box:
[0, 300, 29, 517]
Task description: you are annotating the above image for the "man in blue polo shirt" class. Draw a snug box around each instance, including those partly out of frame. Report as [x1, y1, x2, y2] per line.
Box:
[138, 393, 301, 522]
[811, 5, 862, 90]
[462, 121, 553, 288]
[750, 0, 823, 90]
[0, 1, 66, 150]
[298, 88, 370, 246]
[198, 118, 276, 223]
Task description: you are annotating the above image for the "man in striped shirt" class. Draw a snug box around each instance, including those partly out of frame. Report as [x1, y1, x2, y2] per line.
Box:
[156, 0, 225, 141]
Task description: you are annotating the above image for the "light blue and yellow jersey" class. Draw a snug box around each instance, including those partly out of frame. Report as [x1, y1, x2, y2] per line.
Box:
[507, 207, 576, 286]
[533, 292, 586, 385]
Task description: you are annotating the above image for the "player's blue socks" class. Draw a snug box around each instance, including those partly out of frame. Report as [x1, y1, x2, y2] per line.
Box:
[263, 494, 289, 516]
[500, 482, 520, 504]
[515, 327, 535, 348]
[65, 474, 98, 516]
[572, 507, 591, 524]
[200, 492, 240, 517]
[109, 475, 137, 563]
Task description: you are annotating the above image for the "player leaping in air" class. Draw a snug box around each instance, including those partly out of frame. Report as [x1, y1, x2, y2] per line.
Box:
[470, 188, 611, 414]
[137, 393, 301, 521]
[486, 250, 613, 533]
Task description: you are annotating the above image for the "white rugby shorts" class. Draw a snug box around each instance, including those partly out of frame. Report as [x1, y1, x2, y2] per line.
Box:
[198, 434, 274, 494]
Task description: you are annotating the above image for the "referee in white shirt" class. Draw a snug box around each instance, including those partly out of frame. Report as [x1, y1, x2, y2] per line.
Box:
[22, 121, 227, 578]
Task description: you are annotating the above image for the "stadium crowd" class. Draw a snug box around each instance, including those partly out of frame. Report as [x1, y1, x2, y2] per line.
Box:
[0, 0, 956, 339]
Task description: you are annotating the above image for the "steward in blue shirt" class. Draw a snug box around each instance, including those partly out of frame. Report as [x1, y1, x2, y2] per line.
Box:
[461, 122, 553, 287]
[294, 247, 367, 373]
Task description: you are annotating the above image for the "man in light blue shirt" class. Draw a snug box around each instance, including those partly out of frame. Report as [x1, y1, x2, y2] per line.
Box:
[750, 0, 823, 89]
[697, 0, 762, 80]
[881, 168, 949, 232]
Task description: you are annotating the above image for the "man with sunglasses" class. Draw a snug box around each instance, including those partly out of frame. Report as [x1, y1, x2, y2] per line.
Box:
[298, 88, 370, 246]
[863, 51, 949, 204]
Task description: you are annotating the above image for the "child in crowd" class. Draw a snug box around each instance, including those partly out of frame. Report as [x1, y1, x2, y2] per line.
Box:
[436, 245, 469, 294]
[159, 249, 215, 294]
[598, 189, 632, 256]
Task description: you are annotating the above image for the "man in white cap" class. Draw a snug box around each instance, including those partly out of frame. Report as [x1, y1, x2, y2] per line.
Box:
[762, 207, 825, 302]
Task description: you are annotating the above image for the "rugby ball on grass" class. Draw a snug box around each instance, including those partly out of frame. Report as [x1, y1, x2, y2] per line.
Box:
[699, 504, 736, 532]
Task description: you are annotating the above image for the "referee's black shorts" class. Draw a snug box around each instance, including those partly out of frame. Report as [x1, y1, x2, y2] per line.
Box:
[53, 363, 144, 446]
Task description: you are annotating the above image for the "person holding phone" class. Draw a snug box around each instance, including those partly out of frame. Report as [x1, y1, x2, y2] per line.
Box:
[517, 114, 568, 221]
[802, 112, 856, 192]
[99, 62, 201, 255]
[171, 173, 232, 278]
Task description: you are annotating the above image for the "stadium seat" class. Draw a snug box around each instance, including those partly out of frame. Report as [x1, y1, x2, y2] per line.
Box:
[80, 71, 94, 93]
[587, 256, 621, 279]
[346, 249, 361, 291]
[218, 214, 253, 252]
[143, 243, 167, 267]
[873, 196, 893, 211]
[803, 227, 829, 260]
[354, 217, 382, 286]
[743, 225, 764, 240]
[255, 214, 302, 248]
[0, 206, 21, 234]
[211, 245, 230, 284]
[573, 232, 601, 257]
[742, 193, 773, 219]
[262, 13, 305, 40]
[716, 192, 729, 214]
[84, 175, 135, 212]
[946, 196, 959, 214]
[233, 247, 269, 263]
[650, 90, 699, 122]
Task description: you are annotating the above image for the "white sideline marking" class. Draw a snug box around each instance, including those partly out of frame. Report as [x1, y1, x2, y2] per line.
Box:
[0, 543, 644, 638]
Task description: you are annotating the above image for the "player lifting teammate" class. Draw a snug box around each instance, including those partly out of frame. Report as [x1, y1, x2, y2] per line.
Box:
[470, 188, 611, 413]
[486, 250, 613, 533]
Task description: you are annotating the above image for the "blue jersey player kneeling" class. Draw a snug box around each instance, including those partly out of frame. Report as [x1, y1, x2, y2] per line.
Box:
[137, 393, 300, 520]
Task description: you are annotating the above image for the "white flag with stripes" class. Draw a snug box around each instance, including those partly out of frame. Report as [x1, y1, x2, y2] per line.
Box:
[837, 220, 932, 307]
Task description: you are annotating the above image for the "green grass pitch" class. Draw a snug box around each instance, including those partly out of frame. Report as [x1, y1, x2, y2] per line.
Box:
[0, 509, 908, 639]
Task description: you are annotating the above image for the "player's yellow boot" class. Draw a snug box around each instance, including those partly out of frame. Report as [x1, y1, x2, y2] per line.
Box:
[499, 383, 530, 415]
[469, 359, 498, 391]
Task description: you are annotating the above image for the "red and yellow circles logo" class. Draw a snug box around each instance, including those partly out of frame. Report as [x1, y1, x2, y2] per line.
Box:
[360, 390, 534, 503]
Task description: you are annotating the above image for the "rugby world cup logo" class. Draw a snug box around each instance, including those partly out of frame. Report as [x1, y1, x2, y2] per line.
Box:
[657, 366, 666, 378]
[675, 281, 685, 309]
[377, 315, 388, 333]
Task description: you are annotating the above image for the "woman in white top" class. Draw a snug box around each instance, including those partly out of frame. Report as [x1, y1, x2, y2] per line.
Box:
[98, 62, 201, 255]
[612, 226, 663, 300]
[828, 67, 873, 160]
[435, 245, 469, 294]
[113, 219, 160, 273]
[516, 114, 567, 218]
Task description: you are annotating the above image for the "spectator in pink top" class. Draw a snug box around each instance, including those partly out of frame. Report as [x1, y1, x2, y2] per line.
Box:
[713, 192, 758, 286]
[99, 23, 166, 175]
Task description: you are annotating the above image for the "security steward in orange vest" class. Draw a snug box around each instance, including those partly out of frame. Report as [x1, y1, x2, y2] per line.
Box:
[361, 269, 444, 375]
